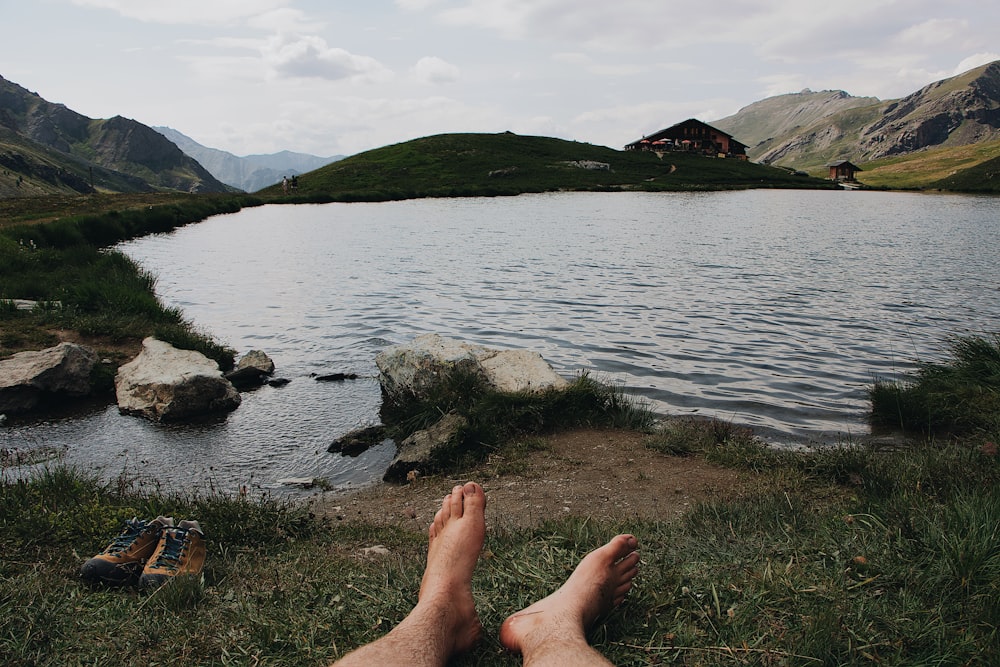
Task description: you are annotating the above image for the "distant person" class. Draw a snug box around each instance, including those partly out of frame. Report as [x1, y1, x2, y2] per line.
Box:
[282, 176, 289, 194]
[291, 175, 298, 190]
[330, 482, 640, 667]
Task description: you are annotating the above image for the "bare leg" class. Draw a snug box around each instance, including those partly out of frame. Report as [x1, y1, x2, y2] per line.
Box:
[332, 482, 486, 667]
[500, 534, 640, 667]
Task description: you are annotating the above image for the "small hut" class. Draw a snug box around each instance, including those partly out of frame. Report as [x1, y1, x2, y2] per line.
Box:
[828, 160, 862, 182]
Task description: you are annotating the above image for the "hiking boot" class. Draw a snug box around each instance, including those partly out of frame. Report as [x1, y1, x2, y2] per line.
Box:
[139, 520, 206, 590]
[80, 516, 175, 586]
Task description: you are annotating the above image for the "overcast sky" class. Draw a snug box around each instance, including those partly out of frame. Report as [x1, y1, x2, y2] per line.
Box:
[3, 0, 997, 158]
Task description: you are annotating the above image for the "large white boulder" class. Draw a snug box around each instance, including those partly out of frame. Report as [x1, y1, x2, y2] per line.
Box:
[375, 333, 568, 400]
[0, 342, 97, 413]
[115, 338, 241, 422]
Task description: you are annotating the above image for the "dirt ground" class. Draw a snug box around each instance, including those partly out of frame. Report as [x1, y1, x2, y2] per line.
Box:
[314, 428, 758, 534]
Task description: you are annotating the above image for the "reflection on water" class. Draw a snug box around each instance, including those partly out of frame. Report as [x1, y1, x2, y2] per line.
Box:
[3, 190, 998, 494]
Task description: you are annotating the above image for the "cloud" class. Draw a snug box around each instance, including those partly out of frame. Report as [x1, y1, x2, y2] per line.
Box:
[954, 53, 1000, 75]
[262, 34, 391, 82]
[412, 56, 461, 84]
[895, 18, 969, 47]
[247, 8, 323, 33]
[395, 0, 446, 10]
[70, 0, 290, 24]
[432, 0, 894, 52]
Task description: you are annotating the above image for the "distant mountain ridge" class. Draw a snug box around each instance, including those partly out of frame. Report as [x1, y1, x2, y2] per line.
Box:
[0, 74, 230, 197]
[713, 60, 1000, 173]
[153, 126, 342, 193]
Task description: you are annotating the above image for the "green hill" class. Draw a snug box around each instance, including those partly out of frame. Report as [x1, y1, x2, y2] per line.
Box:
[855, 139, 1000, 190]
[929, 153, 1000, 192]
[263, 132, 832, 200]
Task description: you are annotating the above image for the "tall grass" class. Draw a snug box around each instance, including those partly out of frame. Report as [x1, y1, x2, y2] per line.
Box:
[870, 333, 1000, 434]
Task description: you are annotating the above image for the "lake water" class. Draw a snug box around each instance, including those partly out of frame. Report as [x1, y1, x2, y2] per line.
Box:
[3, 190, 998, 495]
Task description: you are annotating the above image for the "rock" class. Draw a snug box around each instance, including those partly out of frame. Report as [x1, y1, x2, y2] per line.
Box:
[225, 350, 275, 390]
[2, 299, 62, 311]
[0, 342, 97, 414]
[383, 412, 468, 482]
[314, 372, 359, 382]
[375, 333, 568, 402]
[278, 477, 319, 488]
[267, 378, 291, 388]
[115, 338, 241, 423]
[328, 425, 389, 456]
[564, 160, 611, 170]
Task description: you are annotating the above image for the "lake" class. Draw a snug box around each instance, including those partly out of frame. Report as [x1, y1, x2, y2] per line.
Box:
[3, 190, 998, 495]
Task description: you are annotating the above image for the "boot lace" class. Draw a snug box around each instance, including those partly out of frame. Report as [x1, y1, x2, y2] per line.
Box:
[150, 529, 188, 571]
[104, 519, 147, 555]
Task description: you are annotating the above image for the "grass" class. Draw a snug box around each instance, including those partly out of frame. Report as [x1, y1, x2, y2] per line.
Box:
[870, 333, 1000, 434]
[0, 195, 260, 367]
[378, 369, 658, 475]
[856, 139, 1000, 190]
[258, 132, 835, 201]
[2, 425, 997, 665]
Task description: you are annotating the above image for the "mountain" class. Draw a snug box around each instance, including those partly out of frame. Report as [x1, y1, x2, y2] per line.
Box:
[712, 61, 1000, 177]
[712, 89, 880, 153]
[154, 126, 342, 193]
[0, 75, 230, 197]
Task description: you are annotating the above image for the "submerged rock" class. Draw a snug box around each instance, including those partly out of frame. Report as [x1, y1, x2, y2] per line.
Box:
[329, 425, 389, 457]
[225, 349, 276, 390]
[115, 338, 241, 423]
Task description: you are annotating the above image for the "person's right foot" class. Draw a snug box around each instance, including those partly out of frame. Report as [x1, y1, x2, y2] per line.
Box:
[499, 534, 640, 655]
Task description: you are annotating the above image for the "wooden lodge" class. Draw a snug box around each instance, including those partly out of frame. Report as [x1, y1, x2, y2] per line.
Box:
[625, 118, 748, 159]
[827, 160, 862, 182]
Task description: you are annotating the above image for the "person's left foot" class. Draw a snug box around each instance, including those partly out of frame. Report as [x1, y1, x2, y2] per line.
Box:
[418, 482, 487, 655]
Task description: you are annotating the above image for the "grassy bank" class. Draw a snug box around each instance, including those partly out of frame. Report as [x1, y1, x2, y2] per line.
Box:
[2, 424, 997, 665]
[0, 194, 262, 367]
[870, 333, 1000, 435]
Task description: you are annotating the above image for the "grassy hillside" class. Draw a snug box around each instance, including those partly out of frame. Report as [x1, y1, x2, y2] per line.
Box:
[857, 139, 1000, 190]
[261, 132, 833, 200]
[0, 126, 151, 198]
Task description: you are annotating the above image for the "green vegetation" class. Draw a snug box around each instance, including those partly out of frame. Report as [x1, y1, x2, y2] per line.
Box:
[379, 370, 657, 474]
[858, 140, 1000, 191]
[3, 417, 997, 665]
[870, 333, 1000, 434]
[0, 195, 260, 366]
[259, 132, 833, 201]
[930, 154, 1000, 193]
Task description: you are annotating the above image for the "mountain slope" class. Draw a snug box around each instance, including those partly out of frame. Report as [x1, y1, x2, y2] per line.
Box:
[0, 75, 230, 196]
[154, 126, 342, 192]
[713, 89, 880, 154]
[712, 60, 1000, 180]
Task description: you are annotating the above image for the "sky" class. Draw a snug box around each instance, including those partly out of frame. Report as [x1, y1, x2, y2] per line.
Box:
[2, 0, 998, 158]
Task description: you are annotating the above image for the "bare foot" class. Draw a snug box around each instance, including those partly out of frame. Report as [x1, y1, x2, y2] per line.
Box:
[499, 534, 640, 656]
[418, 482, 487, 655]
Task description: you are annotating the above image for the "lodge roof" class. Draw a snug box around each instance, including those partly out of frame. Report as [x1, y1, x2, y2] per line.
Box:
[625, 118, 747, 152]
